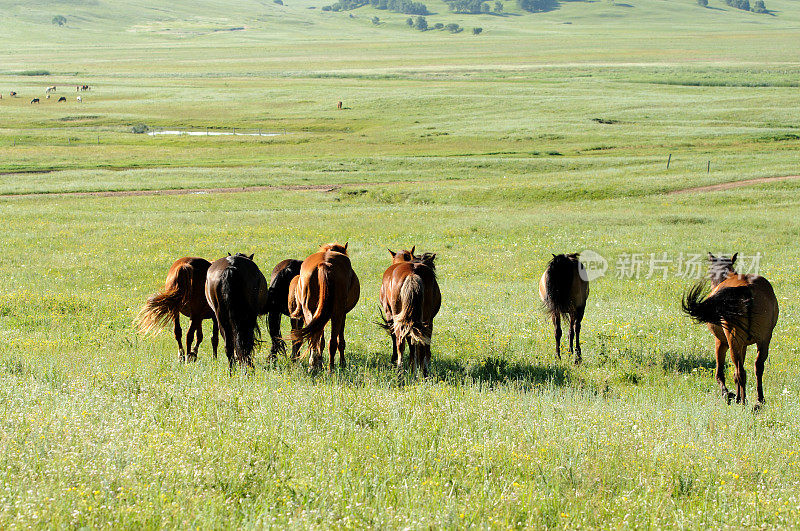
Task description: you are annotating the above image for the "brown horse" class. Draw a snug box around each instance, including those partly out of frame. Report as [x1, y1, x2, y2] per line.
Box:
[539, 253, 589, 364]
[290, 242, 360, 371]
[268, 259, 303, 359]
[380, 251, 440, 376]
[682, 253, 779, 407]
[205, 253, 269, 371]
[380, 247, 416, 364]
[137, 257, 218, 362]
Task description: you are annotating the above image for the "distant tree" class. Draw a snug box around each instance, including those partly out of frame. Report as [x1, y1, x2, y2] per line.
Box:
[433, 22, 444, 29]
[52, 15, 67, 26]
[406, 16, 414, 25]
[751, 0, 767, 12]
[517, 0, 557, 12]
[446, 0, 488, 13]
[274, 0, 284, 4]
[472, 27, 483, 34]
[131, 123, 149, 134]
[481, 2, 491, 11]
[414, 15, 428, 30]
[494, 1, 504, 12]
[445, 22, 462, 32]
[322, 4, 332, 9]
[724, 0, 750, 10]
[372, 15, 381, 23]
[696, 0, 707, 6]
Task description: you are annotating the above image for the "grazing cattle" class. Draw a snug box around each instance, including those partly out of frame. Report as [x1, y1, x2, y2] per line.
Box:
[337, 101, 343, 109]
[58, 96, 66, 102]
[267, 259, 303, 359]
[9, 91, 16, 97]
[46, 94, 50, 99]
[205, 253, 269, 372]
[380, 250, 441, 376]
[30, 98, 39, 104]
[290, 242, 360, 372]
[539, 253, 590, 364]
[682, 253, 779, 408]
[77, 85, 90, 91]
[45, 86, 56, 93]
[137, 257, 219, 363]
[77, 96, 82, 103]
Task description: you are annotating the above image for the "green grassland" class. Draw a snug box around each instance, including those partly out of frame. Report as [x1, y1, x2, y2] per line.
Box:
[1, 0, 800, 527]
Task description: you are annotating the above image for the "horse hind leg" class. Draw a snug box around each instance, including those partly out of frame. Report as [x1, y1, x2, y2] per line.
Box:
[174, 313, 186, 362]
[185, 318, 203, 362]
[729, 340, 747, 405]
[552, 313, 562, 361]
[336, 316, 346, 369]
[714, 337, 734, 403]
[290, 318, 303, 360]
[573, 306, 585, 365]
[754, 340, 770, 409]
[211, 317, 219, 360]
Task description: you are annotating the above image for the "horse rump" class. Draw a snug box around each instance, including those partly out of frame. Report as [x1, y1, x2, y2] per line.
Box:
[291, 263, 333, 343]
[543, 254, 576, 316]
[219, 266, 261, 367]
[393, 273, 430, 346]
[136, 263, 192, 335]
[682, 282, 753, 334]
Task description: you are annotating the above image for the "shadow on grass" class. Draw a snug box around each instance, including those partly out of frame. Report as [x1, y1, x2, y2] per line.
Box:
[662, 351, 716, 373]
[432, 355, 572, 389]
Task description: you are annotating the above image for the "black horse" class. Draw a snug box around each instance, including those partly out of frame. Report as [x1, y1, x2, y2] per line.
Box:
[205, 254, 269, 371]
[268, 259, 303, 359]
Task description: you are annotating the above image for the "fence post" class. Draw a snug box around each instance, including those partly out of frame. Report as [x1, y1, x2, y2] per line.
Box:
[666, 154, 671, 169]
[707, 161, 710, 173]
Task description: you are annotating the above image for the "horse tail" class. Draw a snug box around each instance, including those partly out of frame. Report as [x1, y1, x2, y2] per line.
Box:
[682, 283, 753, 334]
[393, 273, 430, 346]
[543, 255, 575, 317]
[221, 267, 260, 367]
[136, 263, 192, 335]
[292, 263, 333, 343]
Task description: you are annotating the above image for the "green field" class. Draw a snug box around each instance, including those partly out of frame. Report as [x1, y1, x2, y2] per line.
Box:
[2, 0, 800, 527]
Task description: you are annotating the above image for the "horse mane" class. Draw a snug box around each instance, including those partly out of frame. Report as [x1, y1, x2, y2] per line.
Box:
[708, 254, 737, 285]
[320, 242, 348, 255]
[414, 252, 437, 270]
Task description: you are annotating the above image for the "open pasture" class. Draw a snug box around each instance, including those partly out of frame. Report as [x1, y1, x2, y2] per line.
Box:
[2, 0, 800, 527]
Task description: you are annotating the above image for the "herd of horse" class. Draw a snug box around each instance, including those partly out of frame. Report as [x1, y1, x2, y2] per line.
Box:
[137, 245, 779, 407]
[3, 86, 88, 104]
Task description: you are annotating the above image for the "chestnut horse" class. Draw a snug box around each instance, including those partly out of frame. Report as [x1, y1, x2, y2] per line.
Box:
[682, 253, 779, 407]
[290, 243, 360, 371]
[137, 257, 218, 362]
[268, 259, 303, 358]
[539, 253, 589, 364]
[205, 253, 269, 371]
[380, 247, 416, 365]
[380, 250, 440, 376]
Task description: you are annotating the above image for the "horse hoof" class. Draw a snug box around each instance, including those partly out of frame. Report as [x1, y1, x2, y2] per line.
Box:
[753, 401, 765, 412]
[722, 391, 736, 405]
[574, 357, 582, 366]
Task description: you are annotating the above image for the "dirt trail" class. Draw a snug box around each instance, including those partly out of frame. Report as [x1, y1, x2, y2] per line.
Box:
[0, 183, 363, 199]
[667, 175, 800, 195]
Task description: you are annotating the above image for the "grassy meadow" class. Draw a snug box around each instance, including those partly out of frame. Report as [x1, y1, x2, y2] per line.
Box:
[2, 0, 800, 527]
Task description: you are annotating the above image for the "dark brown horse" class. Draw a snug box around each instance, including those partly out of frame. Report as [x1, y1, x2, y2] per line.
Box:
[290, 243, 360, 371]
[205, 253, 269, 371]
[137, 257, 218, 362]
[539, 253, 589, 364]
[682, 253, 779, 407]
[268, 259, 303, 359]
[380, 251, 440, 376]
